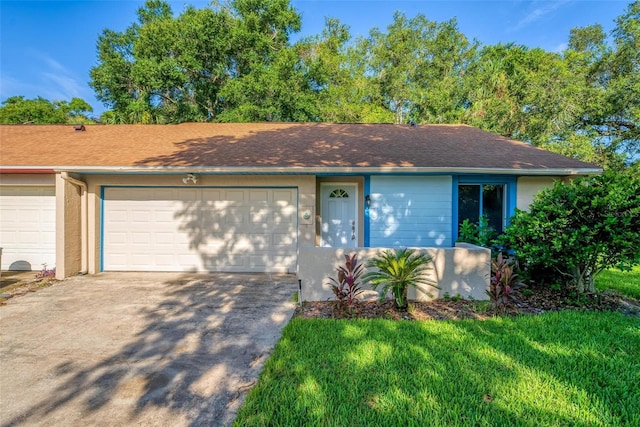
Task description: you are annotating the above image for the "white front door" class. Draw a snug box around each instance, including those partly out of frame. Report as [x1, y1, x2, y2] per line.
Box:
[320, 183, 358, 247]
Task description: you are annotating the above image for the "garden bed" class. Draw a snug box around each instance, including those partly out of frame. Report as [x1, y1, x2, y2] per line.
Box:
[294, 285, 638, 320]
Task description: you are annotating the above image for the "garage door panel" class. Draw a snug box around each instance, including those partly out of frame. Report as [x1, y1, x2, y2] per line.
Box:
[156, 232, 175, 244]
[155, 210, 175, 223]
[274, 190, 293, 201]
[131, 232, 151, 244]
[131, 211, 153, 224]
[251, 209, 269, 223]
[107, 210, 128, 223]
[249, 190, 269, 201]
[273, 233, 295, 247]
[108, 232, 127, 244]
[225, 190, 245, 202]
[0, 186, 56, 270]
[19, 230, 41, 244]
[224, 210, 246, 224]
[42, 231, 56, 244]
[103, 187, 297, 272]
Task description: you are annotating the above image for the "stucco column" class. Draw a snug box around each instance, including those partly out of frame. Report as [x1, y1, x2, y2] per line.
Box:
[55, 173, 83, 279]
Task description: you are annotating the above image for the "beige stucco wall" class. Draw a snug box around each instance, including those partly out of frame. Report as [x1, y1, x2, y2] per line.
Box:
[83, 174, 316, 274]
[516, 176, 563, 211]
[55, 174, 83, 278]
[0, 174, 55, 186]
[298, 243, 491, 302]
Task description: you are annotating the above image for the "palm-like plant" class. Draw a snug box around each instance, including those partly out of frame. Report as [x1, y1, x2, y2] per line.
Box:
[363, 248, 437, 310]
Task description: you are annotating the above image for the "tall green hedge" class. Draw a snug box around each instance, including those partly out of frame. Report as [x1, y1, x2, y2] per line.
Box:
[504, 171, 640, 292]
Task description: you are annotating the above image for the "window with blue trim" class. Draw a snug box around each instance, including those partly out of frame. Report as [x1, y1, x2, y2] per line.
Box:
[458, 184, 505, 233]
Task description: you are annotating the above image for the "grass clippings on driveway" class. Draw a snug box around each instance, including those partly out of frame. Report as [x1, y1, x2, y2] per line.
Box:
[235, 311, 640, 427]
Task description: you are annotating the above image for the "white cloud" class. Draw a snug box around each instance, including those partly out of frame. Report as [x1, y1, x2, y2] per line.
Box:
[39, 55, 67, 73]
[511, 0, 572, 32]
[41, 72, 85, 99]
[553, 42, 568, 53]
[0, 50, 91, 102]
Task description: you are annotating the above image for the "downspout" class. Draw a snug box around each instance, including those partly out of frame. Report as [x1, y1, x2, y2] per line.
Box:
[61, 172, 88, 274]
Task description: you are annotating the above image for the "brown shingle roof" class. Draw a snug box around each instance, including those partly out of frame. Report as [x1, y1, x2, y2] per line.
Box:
[0, 123, 598, 172]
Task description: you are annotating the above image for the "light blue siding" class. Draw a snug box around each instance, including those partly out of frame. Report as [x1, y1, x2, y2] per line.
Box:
[369, 176, 452, 247]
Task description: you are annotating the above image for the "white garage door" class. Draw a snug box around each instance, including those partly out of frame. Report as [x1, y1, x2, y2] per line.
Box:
[0, 186, 56, 271]
[103, 187, 297, 273]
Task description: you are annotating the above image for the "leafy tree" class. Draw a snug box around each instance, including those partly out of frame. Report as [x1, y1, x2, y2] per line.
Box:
[358, 12, 476, 124]
[463, 44, 591, 155]
[460, 3, 639, 170]
[296, 18, 384, 123]
[504, 171, 640, 293]
[0, 96, 93, 124]
[409, 18, 477, 124]
[216, 45, 316, 122]
[530, 2, 639, 169]
[87, 0, 637, 170]
[90, 0, 309, 123]
[602, 1, 640, 166]
[463, 43, 530, 137]
[215, 0, 317, 121]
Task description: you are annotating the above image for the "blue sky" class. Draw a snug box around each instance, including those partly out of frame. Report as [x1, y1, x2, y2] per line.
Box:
[0, 0, 631, 116]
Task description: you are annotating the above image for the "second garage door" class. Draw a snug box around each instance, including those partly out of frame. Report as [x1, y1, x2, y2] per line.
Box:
[103, 187, 297, 273]
[0, 186, 56, 270]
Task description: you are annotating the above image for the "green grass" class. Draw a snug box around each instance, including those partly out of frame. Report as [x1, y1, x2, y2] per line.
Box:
[235, 312, 640, 426]
[596, 266, 640, 299]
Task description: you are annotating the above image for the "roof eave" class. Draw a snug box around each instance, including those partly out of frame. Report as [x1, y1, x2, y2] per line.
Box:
[27, 165, 606, 176]
[0, 167, 56, 174]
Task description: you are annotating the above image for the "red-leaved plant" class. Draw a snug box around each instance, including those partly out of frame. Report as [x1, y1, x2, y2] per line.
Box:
[326, 254, 364, 310]
[488, 253, 524, 313]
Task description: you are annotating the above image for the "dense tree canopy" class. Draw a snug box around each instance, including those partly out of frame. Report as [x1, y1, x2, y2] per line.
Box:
[90, 0, 307, 123]
[85, 0, 639, 169]
[0, 96, 94, 124]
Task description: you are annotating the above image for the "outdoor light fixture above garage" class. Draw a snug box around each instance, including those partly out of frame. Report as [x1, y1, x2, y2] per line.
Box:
[182, 173, 199, 184]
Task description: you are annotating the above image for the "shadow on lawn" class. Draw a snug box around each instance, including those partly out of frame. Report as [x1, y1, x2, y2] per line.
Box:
[238, 313, 640, 426]
[1, 274, 297, 427]
[370, 315, 637, 425]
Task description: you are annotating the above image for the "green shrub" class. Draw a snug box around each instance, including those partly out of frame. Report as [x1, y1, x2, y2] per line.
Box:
[503, 171, 640, 292]
[457, 216, 496, 247]
[364, 248, 437, 310]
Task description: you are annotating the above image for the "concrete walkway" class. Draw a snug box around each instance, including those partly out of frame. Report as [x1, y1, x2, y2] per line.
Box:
[0, 272, 298, 426]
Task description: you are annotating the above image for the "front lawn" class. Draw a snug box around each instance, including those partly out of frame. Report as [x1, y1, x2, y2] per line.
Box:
[596, 266, 640, 299]
[235, 311, 639, 426]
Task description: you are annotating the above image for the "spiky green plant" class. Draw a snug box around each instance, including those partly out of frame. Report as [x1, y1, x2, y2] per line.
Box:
[363, 248, 437, 310]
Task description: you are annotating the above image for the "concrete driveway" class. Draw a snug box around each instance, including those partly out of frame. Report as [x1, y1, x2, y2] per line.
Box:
[0, 272, 298, 426]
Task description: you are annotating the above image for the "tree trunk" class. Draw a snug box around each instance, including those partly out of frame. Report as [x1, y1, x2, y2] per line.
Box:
[586, 275, 596, 293]
[394, 286, 408, 311]
[572, 265, 596, 293]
